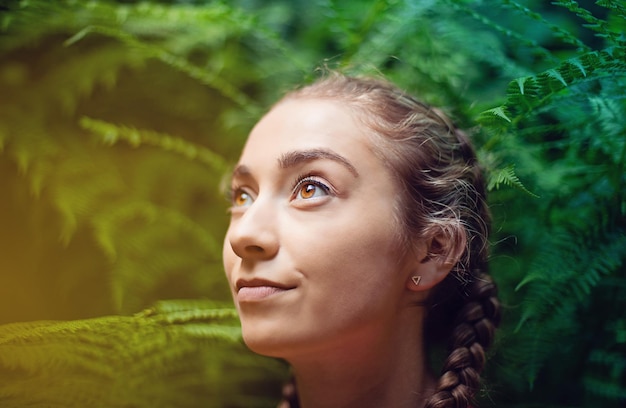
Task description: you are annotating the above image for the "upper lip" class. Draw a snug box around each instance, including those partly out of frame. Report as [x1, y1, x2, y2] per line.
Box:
[236, 278, 295, 292]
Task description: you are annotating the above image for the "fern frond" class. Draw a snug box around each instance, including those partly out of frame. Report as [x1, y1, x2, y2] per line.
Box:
[587, 96, 626, 165]
[90, 199, 225, 312]
[511, 211, 626, 388]
[516, 228, 626, 309]
[552, 0, 625, 45]
[2, 0, 250, 51]
[133, 205, 221, 261]
[0, 302, 285, 407]
[44, 44, 142, 114]
[344, 1, 423, 69]
[338, 0, 400, 63]
[479, 47, 626, 127]
[502, 0, 590, 51]
[503, 301, 580, 389]
[245, 16, 310, 81]
[446, 0, 558, 63]
[487, 164, 538, 197]
[80, 117, 229, 173]
[596, 0, 626, 20]
[47, 154, 127, 245]
[67, 25, 260, 115]
[147, 299, 233, 314]
[477, 106, 513, 129]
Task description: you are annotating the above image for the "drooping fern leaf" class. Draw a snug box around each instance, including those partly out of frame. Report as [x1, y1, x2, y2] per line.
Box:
[479, 47, 626, 129]
[91, 199, 228, 313]
[0, 300, 286, 407]
[552, 0, 626, 46]
[501, 0, 591, 52]
[511, 210, 626, 390]
[80, 117, 229, 173]
[516, 224, 626, 326]
[446, 0, 559, 64]
[486, 164, 538, 197]
[66, 25, 260, 116]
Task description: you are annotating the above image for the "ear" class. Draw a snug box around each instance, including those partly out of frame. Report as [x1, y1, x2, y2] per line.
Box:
[405, 228, 466, 292]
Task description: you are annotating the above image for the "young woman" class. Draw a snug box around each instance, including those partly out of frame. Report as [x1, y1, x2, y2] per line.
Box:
[223, 73, 501, 408]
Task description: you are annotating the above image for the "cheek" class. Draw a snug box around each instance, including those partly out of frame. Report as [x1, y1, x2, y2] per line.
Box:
[295, 216, 403, 285]
[292, 230, 405, 331]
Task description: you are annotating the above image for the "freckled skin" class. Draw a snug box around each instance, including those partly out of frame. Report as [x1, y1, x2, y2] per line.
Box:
[223, 98, 421, 359]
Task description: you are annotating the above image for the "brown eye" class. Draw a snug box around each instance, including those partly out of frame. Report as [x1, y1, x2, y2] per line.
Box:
[232, 190, 253, 207]
[295, 181, 329, 200]
[300, 184, 317, 199]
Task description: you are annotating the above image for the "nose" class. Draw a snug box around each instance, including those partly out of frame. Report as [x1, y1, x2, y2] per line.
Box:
[226, 197, 279, 261]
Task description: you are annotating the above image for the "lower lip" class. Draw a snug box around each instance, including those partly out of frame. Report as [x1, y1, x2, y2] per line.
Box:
[237, 286, 290, 302]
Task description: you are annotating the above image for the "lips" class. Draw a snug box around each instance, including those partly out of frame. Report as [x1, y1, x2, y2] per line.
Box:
[236, 278, 295, 302]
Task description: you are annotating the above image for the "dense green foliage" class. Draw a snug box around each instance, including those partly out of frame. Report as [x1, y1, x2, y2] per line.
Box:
[0, 0, 624, 406]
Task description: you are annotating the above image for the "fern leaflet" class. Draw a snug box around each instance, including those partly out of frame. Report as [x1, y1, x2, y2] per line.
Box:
[80, 117, 229, 173]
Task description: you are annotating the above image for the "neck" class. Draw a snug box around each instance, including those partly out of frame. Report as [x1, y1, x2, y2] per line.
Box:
[287, 307, 435, 408]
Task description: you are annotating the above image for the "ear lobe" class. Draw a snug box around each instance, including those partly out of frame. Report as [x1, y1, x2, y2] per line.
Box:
[405, 256, 451, 291]
[406, 231, 466, 292]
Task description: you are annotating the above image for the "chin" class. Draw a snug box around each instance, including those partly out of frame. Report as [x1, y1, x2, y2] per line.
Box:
[239, 320, 286, 355]
[242, 332, 288, 358]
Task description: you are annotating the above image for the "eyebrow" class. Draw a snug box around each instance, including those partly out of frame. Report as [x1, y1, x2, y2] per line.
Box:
[278, 148, 359, 178]
[231, 164, 252, 179]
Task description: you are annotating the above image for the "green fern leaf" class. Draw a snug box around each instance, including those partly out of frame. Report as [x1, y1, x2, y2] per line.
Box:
[487, 164, 538, 197]
[514, 76, 530, 95]
[546, 68, 569, 88]
[89, 200, 225, 312]
[80, 117, 229, 173]
[479, 106, 512, 124]
[512, 220, 626, 388]
[446, 0, 557, 63]
[0, 301, 285, 407]
[493, 47, 626, 127]
[566, 57, 587, 77]
[552, 0, 624, 45]
[68, 25, 260, 115]
[504, 302, 580, 390]
[501, 0, 590, 51]
[596, 0, 626, 20]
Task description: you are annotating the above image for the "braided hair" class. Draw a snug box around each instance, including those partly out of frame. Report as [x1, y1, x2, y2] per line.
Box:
[277, 73, 501, 408]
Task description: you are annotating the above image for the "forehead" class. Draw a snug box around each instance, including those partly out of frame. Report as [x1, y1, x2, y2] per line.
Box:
[241, 98, 372, 160]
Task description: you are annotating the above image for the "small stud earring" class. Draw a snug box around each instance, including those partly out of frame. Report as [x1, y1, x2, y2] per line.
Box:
[411, 276, 421, 286]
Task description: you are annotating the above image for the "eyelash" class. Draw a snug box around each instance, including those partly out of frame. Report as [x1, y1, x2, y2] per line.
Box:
[291, 172, 332, 198]
[225, 185, 250, 209]
[227, 172, 333, 209]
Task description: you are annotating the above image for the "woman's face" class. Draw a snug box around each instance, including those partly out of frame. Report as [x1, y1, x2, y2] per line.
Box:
[223, 98, 420, 359]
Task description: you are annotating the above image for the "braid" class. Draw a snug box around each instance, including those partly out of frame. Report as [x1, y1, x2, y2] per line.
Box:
[423, 127, 501, 408]
[424, 273, 501, 408]
[277, 376, 299, 408]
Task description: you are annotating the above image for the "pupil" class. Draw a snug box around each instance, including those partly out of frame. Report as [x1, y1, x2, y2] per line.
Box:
[303, 184, 315, 197]
[237, 193, 247, 205]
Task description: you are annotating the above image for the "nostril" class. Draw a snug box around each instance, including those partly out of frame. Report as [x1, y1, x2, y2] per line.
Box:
[245, 245, 265, 253]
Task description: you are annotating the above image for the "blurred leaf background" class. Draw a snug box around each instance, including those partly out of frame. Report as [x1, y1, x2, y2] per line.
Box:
[0, 0, 624, 407]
